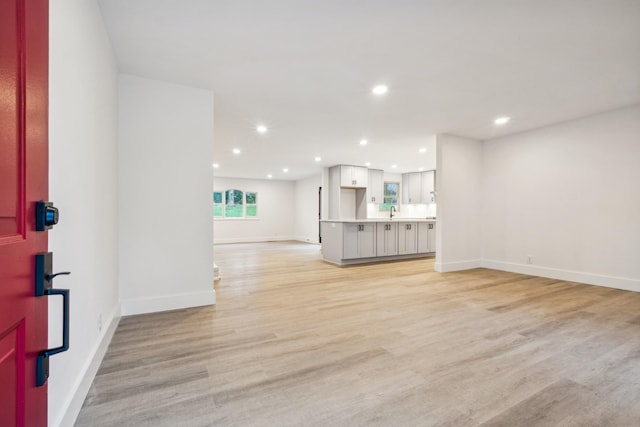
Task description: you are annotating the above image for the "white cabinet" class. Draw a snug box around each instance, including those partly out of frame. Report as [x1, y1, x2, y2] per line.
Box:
[418, 222, 436, 253]
[343, 223, 376, 259]
[398, 222, 418, 254]
[376, 222, 398, 256]
[340, 165, 368, 188]
[367, 169, 384, 203]
[420, 170, 436, 203]
[402, 172, 422, 204]
[402, 170, 436, 204]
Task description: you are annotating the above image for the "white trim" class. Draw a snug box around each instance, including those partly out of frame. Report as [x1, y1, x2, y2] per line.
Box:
[434, 259, 482, 272]
[120, 290, 216, 316]
[481, 260, 640, 293]
[54, 304, 120, 427]
[214, 236, 297, 244]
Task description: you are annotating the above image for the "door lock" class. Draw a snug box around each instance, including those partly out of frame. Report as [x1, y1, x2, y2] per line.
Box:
[36, 201, 59, 231]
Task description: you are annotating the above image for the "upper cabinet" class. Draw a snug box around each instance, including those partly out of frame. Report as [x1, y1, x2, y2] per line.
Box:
[367, 169, 384, 203]
[402, 170, 436, 204]
[340, 165, 368, 188]
[420, 170, 435, 203]
[402, 172, 422, 204]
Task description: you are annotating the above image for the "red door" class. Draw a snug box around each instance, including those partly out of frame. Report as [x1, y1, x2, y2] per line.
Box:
[0, 0, 49, 425]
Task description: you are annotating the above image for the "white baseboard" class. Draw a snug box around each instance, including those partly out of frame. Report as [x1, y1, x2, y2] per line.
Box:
[482, 260, 640, 292]
[214, 236, 297, 244]
[55, 304, 121, 427]
[434, 259, 482, 272]
[120, 290, 216, 316]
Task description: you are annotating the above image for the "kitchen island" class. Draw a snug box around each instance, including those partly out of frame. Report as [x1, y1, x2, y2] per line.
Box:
[321, 219, 436, 265]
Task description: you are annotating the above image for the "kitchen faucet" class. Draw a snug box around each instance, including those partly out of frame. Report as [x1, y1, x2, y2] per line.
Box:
[390, 205, 396, 220]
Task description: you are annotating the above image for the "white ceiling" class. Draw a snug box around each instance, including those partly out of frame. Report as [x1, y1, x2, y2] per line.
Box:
[98, 0, 640, 181]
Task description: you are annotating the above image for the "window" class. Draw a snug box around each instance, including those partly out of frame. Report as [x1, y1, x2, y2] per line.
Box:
[213, 191, 223, 217]
[225, 189, 243, 217]
[246, 192, 257, 217]
[380, 182, 399, 211]
[213, 189, 258, 218]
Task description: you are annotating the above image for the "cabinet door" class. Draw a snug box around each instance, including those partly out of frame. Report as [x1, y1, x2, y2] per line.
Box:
[409, 173, 421, 204]
[402, 172, 422, 204]
[340, 165, 354, 187]
[417, 222, 429, 253]
[367, 169, 384, 203]
[359, 223, 376, 258]
[398, 222, 418, 254]
[421, 170, 435, 203]
[353, 166, 368, 188]
[343, 223, 359, 259]
[427, 222, 436, 253]
[376, 222, 397, 256]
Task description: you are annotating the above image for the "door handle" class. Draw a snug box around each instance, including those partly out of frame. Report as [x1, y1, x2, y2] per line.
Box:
[35, 252, 71, 387]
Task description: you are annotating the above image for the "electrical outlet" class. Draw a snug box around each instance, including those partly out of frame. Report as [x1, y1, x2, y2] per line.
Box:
[97, 313, 102, 332]
[527, 255, 533, 264]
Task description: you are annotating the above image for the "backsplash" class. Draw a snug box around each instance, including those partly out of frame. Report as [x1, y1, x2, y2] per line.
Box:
[367, 203, 436, 219]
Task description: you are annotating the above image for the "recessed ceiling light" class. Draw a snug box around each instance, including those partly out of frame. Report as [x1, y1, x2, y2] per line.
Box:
[365, 162, 371, 167]
[391, 164, 397, 169]
[314, 156, 321, 162]
[360, 139, 368, 146]
[418, 167, 424, 172]
[257, 125, 268, 133]
[267, 174, 273, 179]
[232, 148, 241, 154]
[372, 85, 388, 95]
[212, 163, 219, 169]
[494, 116, 510, 125]
[419, 147, 427, 154]
[283, 168, 289, 173]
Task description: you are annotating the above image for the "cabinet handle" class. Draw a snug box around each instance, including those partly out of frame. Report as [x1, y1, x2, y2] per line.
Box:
[429, 224, 433, 229]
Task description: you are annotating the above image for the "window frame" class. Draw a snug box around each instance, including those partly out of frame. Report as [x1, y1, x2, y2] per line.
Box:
[213, 189, 259, 220]
[380, 181, 400, 211]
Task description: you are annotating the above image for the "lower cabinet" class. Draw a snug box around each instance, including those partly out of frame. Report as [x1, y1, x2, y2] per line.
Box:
[376, 222, 398, 256]
[398, 222, 418, 255]
[418, 222, 436, 253]
[343, 223, 376, 259]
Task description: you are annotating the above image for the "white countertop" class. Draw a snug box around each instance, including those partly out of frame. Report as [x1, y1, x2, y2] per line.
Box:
[322, 218, 436, 223]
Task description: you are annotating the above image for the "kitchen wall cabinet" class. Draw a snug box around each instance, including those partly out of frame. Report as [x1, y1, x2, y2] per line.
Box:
[402, 172, 422, 204]
[329, 165, 368, 219]
[376, 222, 398, 256]
[420, 170, 436, 203]
[367, 169, 384, 203]
[398, 221, 418, 254]
[418, 222, 436, 253]
[340, 165, 368, 188]
[343, 223, 376, 259]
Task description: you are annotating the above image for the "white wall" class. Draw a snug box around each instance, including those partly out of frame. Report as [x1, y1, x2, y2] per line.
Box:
[49, 1, 119, 425]
[482, 105, 640, 291]
[295, 174, 322, 243]
[435, 134, 483, 272]
[118, 75, 215, 315]
[214, 177, 296, 243]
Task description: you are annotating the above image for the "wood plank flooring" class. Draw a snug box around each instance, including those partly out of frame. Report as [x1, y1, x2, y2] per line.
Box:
[76, 241, 640, 426]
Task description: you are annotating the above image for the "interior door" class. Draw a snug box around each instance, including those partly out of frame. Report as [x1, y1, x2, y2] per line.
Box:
[0, 0, 50, 425]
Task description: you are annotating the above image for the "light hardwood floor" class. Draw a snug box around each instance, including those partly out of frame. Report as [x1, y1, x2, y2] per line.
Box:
[76, 241, 640, 426]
